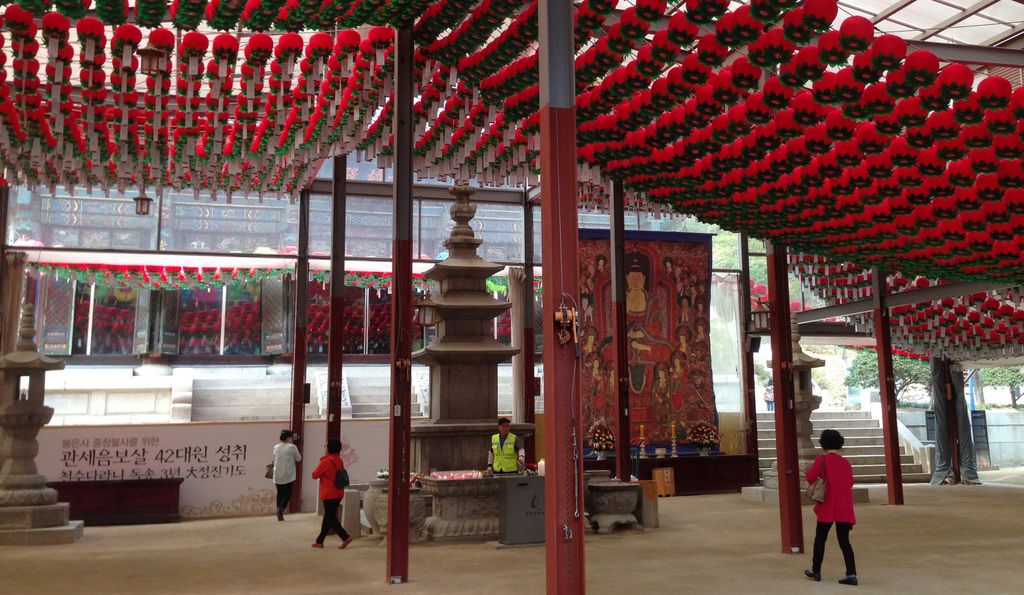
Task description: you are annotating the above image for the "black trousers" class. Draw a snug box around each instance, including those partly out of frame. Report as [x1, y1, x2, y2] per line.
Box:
[316, 498, 350, 544]
[275, 482, 293, 512]
[812, 521, 856, 577]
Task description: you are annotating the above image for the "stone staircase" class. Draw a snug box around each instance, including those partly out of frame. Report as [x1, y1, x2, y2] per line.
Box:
[192, 376, 297, 421]
[348, 373, 422, 419]
[756, 411, 931, 484]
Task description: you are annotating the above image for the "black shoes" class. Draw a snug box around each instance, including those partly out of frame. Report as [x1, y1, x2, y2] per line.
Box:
[804, 570, 821, 582]
[839, 576, 858, 586]
[277, 508, 284, 521]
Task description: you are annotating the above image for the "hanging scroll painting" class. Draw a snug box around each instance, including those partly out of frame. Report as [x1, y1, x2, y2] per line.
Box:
[578, 230, 716, 444]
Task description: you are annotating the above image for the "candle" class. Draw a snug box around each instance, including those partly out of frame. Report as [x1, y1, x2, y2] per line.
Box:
[537, 459, 546, 476]
[671, 423, 676, 443]
[640, 424, 645, 438]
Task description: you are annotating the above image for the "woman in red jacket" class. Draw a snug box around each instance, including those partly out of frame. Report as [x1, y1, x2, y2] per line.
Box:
[311, 438, 353, 549]
[804, 429, 858, 586]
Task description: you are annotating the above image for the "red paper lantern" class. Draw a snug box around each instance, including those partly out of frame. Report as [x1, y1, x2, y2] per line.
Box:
[938, 63, 973, 100]
[839, 16, 873, 52]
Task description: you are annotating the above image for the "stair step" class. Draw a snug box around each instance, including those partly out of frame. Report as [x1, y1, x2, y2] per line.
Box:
[758, 419, 880, 430]
[757, 432, 884, 440]
[758, 454, 915, 468]
[192, 388, 291, 407]
[191, 405, 304, 421]
[351, 403, 421, 416]
[755, 411, 873, 422]
[854, 472, 932, 484]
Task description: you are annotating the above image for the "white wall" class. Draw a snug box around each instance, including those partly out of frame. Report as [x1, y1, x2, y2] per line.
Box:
[37, 419, 389, 519]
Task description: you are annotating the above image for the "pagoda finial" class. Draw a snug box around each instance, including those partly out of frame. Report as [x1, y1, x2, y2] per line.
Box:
[449, 185, 477, 240]
[15, 303, 39, 353]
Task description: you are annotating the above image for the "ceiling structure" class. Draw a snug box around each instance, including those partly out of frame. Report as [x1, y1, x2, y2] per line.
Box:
[1, 0, 1024, 361]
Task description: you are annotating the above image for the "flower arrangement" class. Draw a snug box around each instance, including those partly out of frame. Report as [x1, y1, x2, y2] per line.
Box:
[688, 420, 721, 449]
[376, 468, 389, 480]
[587, 420, 615, 451]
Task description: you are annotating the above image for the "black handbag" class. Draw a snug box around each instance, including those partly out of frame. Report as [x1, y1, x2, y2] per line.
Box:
[265, 463, 274, 480]
[334, 466, 350, 489]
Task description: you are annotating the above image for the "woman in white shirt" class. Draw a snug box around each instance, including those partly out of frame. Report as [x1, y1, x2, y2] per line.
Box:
[273, 430, 302, 521]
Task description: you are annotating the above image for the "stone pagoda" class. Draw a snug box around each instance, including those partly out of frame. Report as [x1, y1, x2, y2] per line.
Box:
[0, 304, 83, 544]
[745, 320, 868, 505]
[411, 185, 528, 473]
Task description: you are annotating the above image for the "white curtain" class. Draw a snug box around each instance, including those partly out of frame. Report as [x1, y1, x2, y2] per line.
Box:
[1, 251, 27, 356]
[508, 267, 526, 423]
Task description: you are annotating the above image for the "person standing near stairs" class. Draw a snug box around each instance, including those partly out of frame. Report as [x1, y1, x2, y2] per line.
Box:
[804, 429, 858, 587]
[273, 430, 302, 521]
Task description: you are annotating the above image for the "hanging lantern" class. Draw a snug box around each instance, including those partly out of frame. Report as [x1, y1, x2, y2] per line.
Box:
[133, 194, 154, 216]
[136, 43, 167, 77]
[415, 296, 441, 327]
[751, 300, 771, 333]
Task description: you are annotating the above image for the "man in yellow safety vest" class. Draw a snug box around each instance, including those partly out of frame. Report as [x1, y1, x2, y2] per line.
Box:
[487, 417, 524, 474]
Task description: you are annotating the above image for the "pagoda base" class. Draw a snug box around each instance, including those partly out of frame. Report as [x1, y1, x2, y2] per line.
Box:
[0, 503, 83, 545]
[411, 421, 535, 475]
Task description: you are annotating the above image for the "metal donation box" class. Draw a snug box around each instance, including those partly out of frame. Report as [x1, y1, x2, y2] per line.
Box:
[498, 475, 545, 545]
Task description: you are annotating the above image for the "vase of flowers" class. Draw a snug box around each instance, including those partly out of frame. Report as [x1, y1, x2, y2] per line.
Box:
[688, 420, 721, 456]
[587, 420, 615, 460]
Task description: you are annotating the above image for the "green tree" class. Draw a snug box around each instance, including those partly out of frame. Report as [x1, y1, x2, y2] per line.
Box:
[981, 366, 1024, 408]
[844, 349, 932, 399]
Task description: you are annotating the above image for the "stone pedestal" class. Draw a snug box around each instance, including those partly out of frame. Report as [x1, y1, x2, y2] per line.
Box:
[419, 476, 500, 540]
[362, 480, 427, 544]
[587, 480, 641, 534]
[0, 304, 82, 545]
[411, 421, 534, 474]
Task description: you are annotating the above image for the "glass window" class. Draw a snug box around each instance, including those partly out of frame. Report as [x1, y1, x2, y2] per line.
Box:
[476, 203, 524, 263]
[367, 289, 392, 354]
[420, 200, 452, 260]
[495, 292, 512, 346]
[937, 15, 1009, 44]
[178, 288, 222, 355]
[90, 286, 137, 355]
[891, 0, 961, 31]
[308, 194, 333, 257]
[346, 152, 389, 182]
[982, 0, 1023, 23]
[342, 286, 367, 355]
[7, 186, 157, 250]
[346, 196, 393, 259]
[159, 191, 298, 254]
[307, 280, 330, 355]
[224, 283, 262, 355]
[71, 284, 91, 355]
[532, 206, 541, 264]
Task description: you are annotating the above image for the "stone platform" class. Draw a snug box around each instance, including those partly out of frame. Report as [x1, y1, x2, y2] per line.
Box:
[740, 485, 870, 505]
[418, 476, 500, 540]
[0, 503, 84, 545]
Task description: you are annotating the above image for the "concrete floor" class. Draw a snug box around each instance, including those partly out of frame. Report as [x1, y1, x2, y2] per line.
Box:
[4, 476, 1022, 595]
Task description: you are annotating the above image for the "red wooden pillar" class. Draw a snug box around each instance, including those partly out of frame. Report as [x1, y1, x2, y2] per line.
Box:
[871, 267, 904, 505]
[610, 179, 631, 482]
[539, 0, 586, 592]
[522, 196, 537, 464]
[385, 26, 414, 585]
[766, 241, 803, 554]
[288, 188, 310, 513]
[327, 156, 347, 441]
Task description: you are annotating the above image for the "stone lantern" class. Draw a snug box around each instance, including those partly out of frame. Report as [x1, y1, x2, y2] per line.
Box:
[756, 320, 825, 504]
[0, 304, 83, 544]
